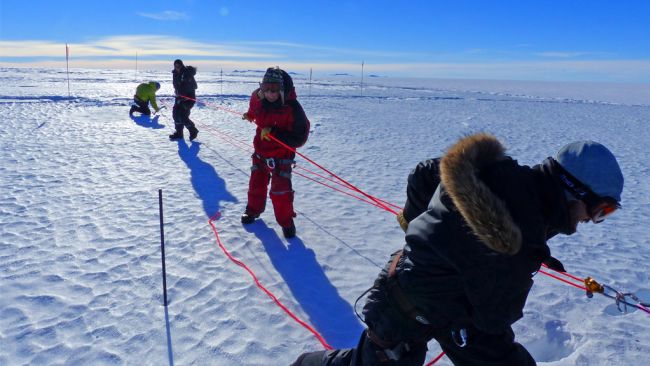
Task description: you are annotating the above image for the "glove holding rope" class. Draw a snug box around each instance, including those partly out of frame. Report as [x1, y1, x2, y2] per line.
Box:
[260, 127, 272, 141]
[242, 112, 254, 122]
[396, 211, 409, 232]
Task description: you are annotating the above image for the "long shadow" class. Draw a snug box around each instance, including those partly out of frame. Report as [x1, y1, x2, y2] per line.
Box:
[130, 114, 165, 129]
[245, 222, 364, 348]
[164, 305, 175, 366]
[177, 140, 238, 217]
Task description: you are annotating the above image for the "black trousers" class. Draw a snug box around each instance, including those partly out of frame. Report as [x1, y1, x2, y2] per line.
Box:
[132, 97, 151, 115]
[292, 325, 535, 366]
[172, 99, 196, 132]
[291, 329, 427, 366]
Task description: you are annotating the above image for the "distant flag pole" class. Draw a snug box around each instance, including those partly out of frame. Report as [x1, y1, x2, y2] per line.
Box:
[360, 61, 364, 97]
[135, 51, 138, 81]
[309, 68, 313, 97]
[220, 68, 223, 102]
[65, 43, 70, 97]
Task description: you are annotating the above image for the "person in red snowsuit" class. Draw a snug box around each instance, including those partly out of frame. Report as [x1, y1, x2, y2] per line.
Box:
[240, 67, 309, 238]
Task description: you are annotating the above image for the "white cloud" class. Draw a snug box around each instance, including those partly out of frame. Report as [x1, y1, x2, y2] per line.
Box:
[137, 11, 189, 21]
[1, 36, 649, 82]
[0, 36, 276, 58]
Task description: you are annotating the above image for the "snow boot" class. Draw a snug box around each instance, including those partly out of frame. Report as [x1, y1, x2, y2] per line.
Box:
[189, 126, 199, 141]
[169, 126, 184, 140]
[241, 213, 259, 224]
[169, 131, 183, 140]
[282, 224, 296, 238]
[129, 105, 136, 116]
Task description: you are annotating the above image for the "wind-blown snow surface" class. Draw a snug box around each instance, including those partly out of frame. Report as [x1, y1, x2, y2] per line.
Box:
[1, 67, 649, 365]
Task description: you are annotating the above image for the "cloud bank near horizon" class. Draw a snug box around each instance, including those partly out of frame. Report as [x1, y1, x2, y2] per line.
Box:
[1, 35, 649, 82]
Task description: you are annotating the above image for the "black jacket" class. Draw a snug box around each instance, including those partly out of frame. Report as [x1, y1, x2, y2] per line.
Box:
[402, 158, 441, 222]
[364, 134, 572, 340]
[173, 66, 197, 99]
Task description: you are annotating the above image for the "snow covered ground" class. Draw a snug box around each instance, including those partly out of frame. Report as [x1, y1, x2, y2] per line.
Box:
[1, 67, 649, 365]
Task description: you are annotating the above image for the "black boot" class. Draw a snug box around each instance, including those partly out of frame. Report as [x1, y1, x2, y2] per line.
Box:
[241, 213, 259, 224]
[282, 224, 296, 238]
[169, 131, 183, 140]
[129, 105, 136, 116]
[188, 126, 199, 141]
[169, 126, 184, 140]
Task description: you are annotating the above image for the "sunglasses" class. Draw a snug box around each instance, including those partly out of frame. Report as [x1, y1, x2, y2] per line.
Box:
[549, 157, 621, 224]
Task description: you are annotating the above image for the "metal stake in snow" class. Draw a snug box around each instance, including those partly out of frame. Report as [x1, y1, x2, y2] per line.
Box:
[65, 43, 70, 97]
[159, 189, 169, 306]
[360, 60, 364, 97]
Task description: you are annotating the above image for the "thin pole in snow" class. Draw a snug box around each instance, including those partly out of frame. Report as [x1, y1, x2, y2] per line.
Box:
[360, 61, 364, 97]
[65, 43, 70, 97]
[309, 68, 312, 98]
[220, 68, 223, 102]
[135, 52, 138, 81]
[159, 189, 168, 306]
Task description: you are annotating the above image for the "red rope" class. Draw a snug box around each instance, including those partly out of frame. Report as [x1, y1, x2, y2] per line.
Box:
[180, 94, 621, 365]
[208, 212, 333, 350]
[264, 133, 400, 216]
[538, 269, 587, 291]
[199, 123, 400, 212]
[426, 351, 446, 366]
[541, 263, 585, 284]
[293, 170, 390, 210]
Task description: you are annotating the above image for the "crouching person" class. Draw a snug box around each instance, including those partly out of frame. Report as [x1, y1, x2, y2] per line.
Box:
[293, 133, 624, 365]
[129, 81, 160, 116]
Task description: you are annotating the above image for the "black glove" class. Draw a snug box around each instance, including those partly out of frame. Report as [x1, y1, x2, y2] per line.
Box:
[543, 256, 566, 272]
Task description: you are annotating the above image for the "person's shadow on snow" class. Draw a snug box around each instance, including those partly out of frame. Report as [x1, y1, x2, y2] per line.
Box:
[244, 222, 365, 348]
[177, 140, 238, 217]
[130, 114, 165, 129]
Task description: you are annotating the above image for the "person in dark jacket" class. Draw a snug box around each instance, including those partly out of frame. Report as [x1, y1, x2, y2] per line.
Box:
[169, 59, 199, 141]
[293, 133, 624, 366]
[240, 67, 309, 238]
[129, 81, 160, 116]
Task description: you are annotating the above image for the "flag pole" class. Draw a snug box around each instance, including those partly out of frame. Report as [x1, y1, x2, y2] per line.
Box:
[65, 43, 71, 97]
[360, 61, 364, 97]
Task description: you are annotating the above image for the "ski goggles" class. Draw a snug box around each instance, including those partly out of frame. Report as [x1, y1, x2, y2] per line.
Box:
[260, 83, 281, 93]
[588, 197, 619, 224]
[549, 157, 621, 223]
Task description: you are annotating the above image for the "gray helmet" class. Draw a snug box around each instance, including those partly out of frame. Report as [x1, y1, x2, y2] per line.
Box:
[555, 141, 623, 202]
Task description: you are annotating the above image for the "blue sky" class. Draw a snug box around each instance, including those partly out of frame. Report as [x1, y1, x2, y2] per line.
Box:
[1, 0, 649, 81]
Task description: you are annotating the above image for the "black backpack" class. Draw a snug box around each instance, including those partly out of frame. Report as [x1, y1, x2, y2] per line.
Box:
[274, 69, 309, 148]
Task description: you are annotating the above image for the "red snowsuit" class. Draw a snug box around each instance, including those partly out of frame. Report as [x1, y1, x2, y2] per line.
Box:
[244, 88, 306, 229]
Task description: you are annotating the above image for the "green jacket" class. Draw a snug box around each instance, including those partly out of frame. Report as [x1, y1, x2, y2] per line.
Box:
[135, 82, 159, 111]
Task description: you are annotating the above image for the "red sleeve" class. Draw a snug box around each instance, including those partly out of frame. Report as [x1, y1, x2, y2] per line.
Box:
[247, 90, 261, 120]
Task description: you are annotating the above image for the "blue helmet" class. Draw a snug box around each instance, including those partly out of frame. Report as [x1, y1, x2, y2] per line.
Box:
[555, 141, 624, 202]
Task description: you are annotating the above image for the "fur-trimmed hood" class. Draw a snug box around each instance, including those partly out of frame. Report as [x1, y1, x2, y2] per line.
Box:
[440, 133, 522, 255]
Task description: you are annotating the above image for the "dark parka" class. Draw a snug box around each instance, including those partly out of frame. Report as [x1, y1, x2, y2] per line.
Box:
[363, 133, 573, 344]
[173, 65, 197, 99]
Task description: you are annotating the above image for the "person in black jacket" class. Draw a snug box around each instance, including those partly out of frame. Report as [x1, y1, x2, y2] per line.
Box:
[293, 133, 624, 366]
[170, 59, 199, 141]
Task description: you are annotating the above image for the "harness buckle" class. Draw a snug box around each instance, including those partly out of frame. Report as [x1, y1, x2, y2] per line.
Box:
[265, 158, 276, 169]
[451, 328, 468, 348]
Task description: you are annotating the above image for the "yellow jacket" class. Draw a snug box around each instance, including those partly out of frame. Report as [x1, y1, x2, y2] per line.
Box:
[134, 82, 159, 111]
